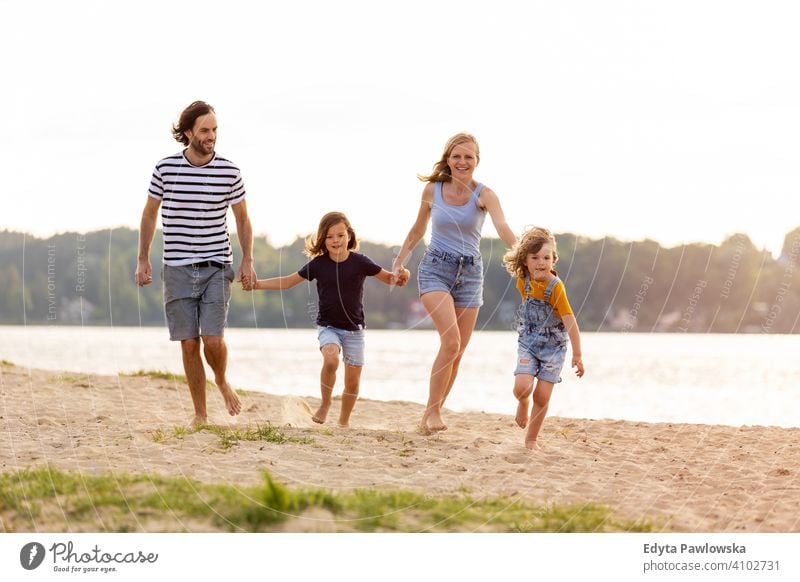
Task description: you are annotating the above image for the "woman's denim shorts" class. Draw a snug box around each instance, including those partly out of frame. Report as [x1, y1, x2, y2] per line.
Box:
[417, 247, 484, 308]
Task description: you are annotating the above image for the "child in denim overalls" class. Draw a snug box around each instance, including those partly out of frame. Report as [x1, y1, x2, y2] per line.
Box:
[503, 227, 584, 450]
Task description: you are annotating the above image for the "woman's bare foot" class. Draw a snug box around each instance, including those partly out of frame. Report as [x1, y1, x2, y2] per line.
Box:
[420, 411, 447, 434]
[191, 415, 208, 429]
[515, 398, 530, 428]
[337, 421, 350, 429]
[312, 401, 331, 424]
[216, 381, 241, 416]
[525, 438, 541, 451]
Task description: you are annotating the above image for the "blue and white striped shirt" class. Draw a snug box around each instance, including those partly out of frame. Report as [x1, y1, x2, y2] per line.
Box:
[148, 151, 246, 266]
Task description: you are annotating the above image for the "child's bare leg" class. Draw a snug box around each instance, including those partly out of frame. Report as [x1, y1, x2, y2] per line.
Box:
[525, 379, 554, 449]
[314, 344, 340, 424]
[338, 364, 362, 428]
[513, 373, 535, 428]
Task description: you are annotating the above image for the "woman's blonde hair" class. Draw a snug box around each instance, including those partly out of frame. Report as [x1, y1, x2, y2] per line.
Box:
[503, 227, 558, 279]
[304, 211, 359, 257]
[418, 133, 480, 183]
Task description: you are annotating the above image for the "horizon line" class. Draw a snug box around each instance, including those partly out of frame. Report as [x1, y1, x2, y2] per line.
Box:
[2, 225, 797, 258]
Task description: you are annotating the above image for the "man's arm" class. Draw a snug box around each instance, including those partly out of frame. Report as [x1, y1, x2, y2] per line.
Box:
[231, 200, 257, 290]
[135, 197, 161, 286]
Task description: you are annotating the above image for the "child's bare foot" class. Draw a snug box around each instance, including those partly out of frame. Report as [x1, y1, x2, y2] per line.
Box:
[312, 401, 331, 424]
[515, 398, 530, 428]
[525, 438, 541, 451]
[217, 381, 241, 416]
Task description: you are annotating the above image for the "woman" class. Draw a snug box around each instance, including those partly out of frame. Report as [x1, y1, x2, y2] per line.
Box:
[393, 133, 517, 433]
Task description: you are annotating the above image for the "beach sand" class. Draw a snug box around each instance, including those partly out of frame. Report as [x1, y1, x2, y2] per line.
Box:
[1, 364, 798, 532]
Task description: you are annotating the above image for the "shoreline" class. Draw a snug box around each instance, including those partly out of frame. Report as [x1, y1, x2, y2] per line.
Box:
[1, 364, 799, 532]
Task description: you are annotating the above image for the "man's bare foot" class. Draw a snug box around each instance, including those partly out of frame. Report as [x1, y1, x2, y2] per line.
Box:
[515, 398, 530, 428]
[312, 401, 331, 424]
[191, 415, 208, 429]
[525, 438, 541, 451]
[337, 421, 350, 429]
[217, 381, 241, 416]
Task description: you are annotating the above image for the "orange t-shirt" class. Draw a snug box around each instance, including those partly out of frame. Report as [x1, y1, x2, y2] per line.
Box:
[516, 276, 574, 320]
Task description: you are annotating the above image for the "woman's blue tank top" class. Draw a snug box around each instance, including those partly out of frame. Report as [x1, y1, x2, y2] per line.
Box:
[428, 181, 486, 257]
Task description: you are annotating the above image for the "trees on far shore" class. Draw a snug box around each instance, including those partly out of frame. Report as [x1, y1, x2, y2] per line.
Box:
[1, 227, 798, 333]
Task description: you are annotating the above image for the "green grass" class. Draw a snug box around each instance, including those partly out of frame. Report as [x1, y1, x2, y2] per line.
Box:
[149, 423, 314, 449]
[201, 424, 315, 449]
[58, 374, 90, 384]
[0, 467, 653, 533]
[121, 370, 253, 393]
[1, 359, 14, 367]
[172, 425, 192, 438]
[122, 369, 187, 382]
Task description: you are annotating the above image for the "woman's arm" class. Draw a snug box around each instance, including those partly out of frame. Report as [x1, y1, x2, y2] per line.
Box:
[479, 187, 516, 248]
[252, 272, 305, 291]
[373, 267, 410, 286]
[392, 183, 434, 273]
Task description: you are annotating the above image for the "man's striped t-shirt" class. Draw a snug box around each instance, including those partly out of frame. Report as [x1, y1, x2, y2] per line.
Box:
[148, 152, 246, 266]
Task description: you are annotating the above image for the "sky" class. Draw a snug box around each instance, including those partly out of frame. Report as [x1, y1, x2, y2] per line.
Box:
[2, 0, 799, 256]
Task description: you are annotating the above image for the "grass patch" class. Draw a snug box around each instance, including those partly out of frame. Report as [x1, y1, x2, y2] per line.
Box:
[172, 425, 193, 438]
[122, 369, 189, 382]
[121, 370, 253, 393]
[0, 467, 654, 533]
[58, 374, 91, 384]
[1, 359, 14, 367]
[201, 424, 314, 449]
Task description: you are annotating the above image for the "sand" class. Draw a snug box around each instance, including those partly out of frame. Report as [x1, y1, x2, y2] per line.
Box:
[1, 364, 798, 532]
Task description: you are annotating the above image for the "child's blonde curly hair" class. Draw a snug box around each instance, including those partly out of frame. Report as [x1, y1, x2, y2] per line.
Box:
[503, 227, 558, 279]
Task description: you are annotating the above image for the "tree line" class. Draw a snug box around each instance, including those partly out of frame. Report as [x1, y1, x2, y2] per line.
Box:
[1, 227, 799, 333]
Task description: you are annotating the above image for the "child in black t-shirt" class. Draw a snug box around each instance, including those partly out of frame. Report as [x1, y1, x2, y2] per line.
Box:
[251, 211, 410, 427]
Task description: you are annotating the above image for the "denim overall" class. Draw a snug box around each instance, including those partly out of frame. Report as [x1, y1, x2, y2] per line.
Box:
[514, 276, 568, 383]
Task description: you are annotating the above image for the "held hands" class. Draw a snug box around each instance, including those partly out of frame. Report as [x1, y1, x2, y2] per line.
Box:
[391, 266, 411, 287]
[572, 354, 585, 378]
[239, 259, 257, 291]
[135, 259, 153, 287]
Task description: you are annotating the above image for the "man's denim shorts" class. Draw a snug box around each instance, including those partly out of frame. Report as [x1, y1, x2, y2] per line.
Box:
[163, 262, 234, 341]
[514, 328, 568, 383]
[318, 326, 366, 367]
[417, 247, 484, 308]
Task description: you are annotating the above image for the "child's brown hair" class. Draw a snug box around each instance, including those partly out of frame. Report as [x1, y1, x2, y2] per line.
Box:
[503, 227, 558, 279]
[304, 211, 359, 257]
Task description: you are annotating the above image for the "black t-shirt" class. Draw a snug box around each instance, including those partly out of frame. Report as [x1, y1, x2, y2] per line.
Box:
[297, 252, 382, 331]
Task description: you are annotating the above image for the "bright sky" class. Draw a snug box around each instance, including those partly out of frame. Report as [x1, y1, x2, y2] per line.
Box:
[3, 0, 799, 256]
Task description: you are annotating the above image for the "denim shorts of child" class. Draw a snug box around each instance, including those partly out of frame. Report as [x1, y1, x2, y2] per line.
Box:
[417, 247, 484, 308]
[515, 328, 568, 383]
[162, 262, 235, 341]
[318, 326, 366, 367]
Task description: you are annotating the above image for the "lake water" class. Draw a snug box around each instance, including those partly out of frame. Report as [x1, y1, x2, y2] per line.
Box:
[1, 326, 798, 428]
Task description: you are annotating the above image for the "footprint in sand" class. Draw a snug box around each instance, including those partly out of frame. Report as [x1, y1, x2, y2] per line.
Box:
[280, 397, 315, 427]
[503, 452, 533, 464]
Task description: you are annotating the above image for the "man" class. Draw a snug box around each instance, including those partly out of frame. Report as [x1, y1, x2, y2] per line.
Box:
[135, 100, 257, 426]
